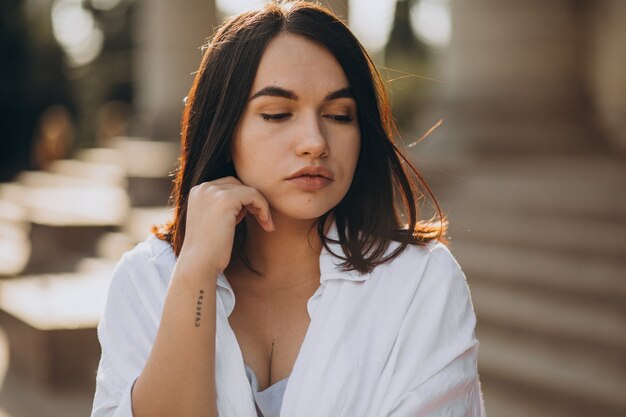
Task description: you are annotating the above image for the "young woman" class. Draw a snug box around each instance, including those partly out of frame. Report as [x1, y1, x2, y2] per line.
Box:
[91, 2, 484, 416]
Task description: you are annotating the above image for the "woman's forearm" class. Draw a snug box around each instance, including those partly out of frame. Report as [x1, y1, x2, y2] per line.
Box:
[126, 177, 273, 416]
[131, 266, 218, 417]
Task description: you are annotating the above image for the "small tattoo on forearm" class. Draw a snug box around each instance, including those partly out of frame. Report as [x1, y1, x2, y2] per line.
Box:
[194, 289, 204, 328]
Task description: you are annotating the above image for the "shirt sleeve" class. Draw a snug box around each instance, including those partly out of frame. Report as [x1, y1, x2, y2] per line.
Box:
[384, 245, 485, 417]
[90, 250, 159, 417]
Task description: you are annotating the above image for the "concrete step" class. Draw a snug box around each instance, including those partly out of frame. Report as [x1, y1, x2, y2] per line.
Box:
[122, 206, 173, 243]
[448, 208, 626, 259]
[94, 231, 136, 262]
[75, 147, 123, 167]
[47, 158, 126, 187]
[0, 268, 112, 392]
[453, 241, 625, 305]
[470, 279, 626, 350]
[410, 114, 613, 167]
[464, 154, 626, 181]
[0, 222, 29, 277]
[418, 155, 626, 220]
[75, 257, 119, 275]
[453, 173, 625, 220]
[0, 176, 129, 226]
[26, 222, 117, 274]
[477, 327, 626, 416]
[74, 257, 119, 277]
[482, 377, 589, 417]
[0, 365, 93, 417]
[441, 122, 596, 155]
[0, 270, 111, 331]
[0, 180, 128, 273]
[93, 207, 172, 263]
[112, 138, 178, 178]
[481, 365, 625, 417]
[0, 201, 30, 277]
[76, 138, 179, 179]
[435, 93, 591, 127]
[14, 170, 109, 189]
[113, 138, 177, 207]
[77, 139, 179, 207]
[118, 139, 176, 207]
[126, 176, 173, 207]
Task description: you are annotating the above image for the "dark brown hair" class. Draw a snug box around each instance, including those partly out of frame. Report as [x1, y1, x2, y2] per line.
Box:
[153, 1, 446, 274]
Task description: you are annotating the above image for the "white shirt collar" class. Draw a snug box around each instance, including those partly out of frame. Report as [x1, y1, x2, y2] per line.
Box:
[214, 220, 371, 318]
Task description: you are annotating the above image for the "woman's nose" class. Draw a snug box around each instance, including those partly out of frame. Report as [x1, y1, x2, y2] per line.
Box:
[294, 113, 329, 158]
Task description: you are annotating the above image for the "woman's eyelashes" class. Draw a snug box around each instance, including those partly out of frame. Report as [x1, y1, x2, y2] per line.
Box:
[260, 113, 291, 121]
[324, 114, 353, 122]
[259, 112, 354, 123]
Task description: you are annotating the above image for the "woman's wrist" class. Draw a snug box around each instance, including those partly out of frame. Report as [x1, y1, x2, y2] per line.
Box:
[172, 256, 221, 290]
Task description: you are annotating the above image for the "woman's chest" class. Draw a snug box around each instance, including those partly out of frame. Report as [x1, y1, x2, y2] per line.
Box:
[227, 285, 317, 391]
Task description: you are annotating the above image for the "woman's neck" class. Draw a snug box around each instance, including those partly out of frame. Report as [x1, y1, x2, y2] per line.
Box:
[229, 212, 332, 291]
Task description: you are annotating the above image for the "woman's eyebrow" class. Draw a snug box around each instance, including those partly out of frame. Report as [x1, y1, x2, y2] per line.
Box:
[324, 87, 354, 101]
[249, 86, 354, 102]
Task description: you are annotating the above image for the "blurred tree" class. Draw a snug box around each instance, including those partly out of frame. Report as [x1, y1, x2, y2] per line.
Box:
[63, 0, 135, 148]
[0, 0, 29, 180]
[0, 0, 71, 181]
[384, 0, 430, 132]
[0, 0, 135, 182]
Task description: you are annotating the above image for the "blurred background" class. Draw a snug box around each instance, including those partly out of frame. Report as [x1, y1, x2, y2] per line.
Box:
[0, 0, 624, 416]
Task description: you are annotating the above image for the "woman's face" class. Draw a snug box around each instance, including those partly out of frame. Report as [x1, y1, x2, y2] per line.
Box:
[231, 33, 361, 221]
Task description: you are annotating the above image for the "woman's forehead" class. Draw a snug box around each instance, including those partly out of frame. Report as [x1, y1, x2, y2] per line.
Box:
[250, 33, 349, 96]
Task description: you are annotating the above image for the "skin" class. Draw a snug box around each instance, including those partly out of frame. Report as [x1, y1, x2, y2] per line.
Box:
[228, 32, 361, 283]
[233, 33, 360, 222]
[226, 33, 361, 390]
[130, 33, 361, 417]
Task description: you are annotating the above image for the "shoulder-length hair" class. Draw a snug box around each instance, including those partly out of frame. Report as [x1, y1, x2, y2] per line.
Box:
[153, 1, 446, 274]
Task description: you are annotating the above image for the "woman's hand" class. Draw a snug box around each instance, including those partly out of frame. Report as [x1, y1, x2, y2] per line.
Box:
[177, 176, 274, 278]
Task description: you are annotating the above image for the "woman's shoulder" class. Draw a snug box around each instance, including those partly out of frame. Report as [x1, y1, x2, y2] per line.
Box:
[376, 238, 469, 296]
[380, 239, 475, 320]
[383, 238, 462, 277]
[118, 234, 175, 268]
[99, 235, 175, 354]
[107, 234, 176, 295]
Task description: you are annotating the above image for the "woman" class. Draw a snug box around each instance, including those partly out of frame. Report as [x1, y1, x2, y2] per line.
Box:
[91, 2, 484, 416]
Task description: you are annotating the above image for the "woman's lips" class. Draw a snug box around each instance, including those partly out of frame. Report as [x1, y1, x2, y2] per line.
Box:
[287, 175, 332, 191]
[286, 165, 334, 191]
[286, 165, 334, 181]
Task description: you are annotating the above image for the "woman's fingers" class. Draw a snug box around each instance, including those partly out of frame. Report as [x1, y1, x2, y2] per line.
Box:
[194, 176, 274, 231]
[221, 177, 274, 230]
[245, 204, 274, 231]
[181, 176, 275, 274]
[235, 207, 247, 224]
[236, 188, 274, 231]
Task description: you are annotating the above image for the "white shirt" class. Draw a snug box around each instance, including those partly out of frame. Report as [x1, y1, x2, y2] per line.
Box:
[91, 223, 484, 417]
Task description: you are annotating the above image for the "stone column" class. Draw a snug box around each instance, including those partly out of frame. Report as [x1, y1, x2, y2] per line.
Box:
[439, 0, 589, 155]
[133, 0, 216, 141]
[584, 0, 626, 150]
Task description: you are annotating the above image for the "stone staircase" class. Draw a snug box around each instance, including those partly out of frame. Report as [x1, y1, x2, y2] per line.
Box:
[0, 138, 176, 416]
[414, 112, 626, 417]
[407, 1, 626, 414]
[465, 162, 625, 417]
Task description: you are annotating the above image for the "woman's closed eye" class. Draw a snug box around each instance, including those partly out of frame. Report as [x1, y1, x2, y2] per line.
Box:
[259, 113, 354, 123]
[323, 114, 353, 123]
[260, 112, 291, 121]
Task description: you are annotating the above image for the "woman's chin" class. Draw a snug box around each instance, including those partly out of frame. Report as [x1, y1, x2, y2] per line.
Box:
[268, 204, 334, 224]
